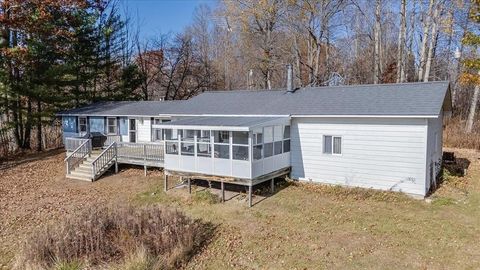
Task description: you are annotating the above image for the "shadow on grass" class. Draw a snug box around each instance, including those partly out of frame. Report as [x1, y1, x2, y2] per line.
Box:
[0, 148, 64, 170]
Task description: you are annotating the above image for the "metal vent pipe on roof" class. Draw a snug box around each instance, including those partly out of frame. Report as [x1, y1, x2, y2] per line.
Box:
[286, 64, 294, 93]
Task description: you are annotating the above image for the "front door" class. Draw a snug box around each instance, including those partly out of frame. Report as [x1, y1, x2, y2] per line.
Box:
[129, 119, 136, 143]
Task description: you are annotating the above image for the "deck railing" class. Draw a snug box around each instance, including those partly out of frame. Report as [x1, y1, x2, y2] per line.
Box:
[117, 142, 164, 163]
[65, 137, 89, 152]
[65, 139, 91, 174]
[104, 135, 122, 147]
[92, 142, 118, 180]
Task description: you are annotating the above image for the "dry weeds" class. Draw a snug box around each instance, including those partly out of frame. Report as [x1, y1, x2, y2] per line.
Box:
[15, 205, 212, 270]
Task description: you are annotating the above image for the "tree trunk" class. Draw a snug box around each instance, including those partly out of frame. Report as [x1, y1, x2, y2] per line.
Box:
[396, 0, 407, 83]
[423, 4, 439, 82]
[453, 4, 472, 107]
[36, 100, 42, 151]
[293, 35, 302, 87]
[466, 85, 480, 133]
[418, 0, 435, 81]
[373, 0, 381, 84]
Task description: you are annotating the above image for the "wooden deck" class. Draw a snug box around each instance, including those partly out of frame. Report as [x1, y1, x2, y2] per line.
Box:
[116, 142, 164, 167]
[66, 138, 164, 180]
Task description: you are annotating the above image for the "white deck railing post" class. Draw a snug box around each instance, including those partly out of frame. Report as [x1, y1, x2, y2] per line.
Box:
[143, 144, 147, 176]
[114, 142, 118, 173]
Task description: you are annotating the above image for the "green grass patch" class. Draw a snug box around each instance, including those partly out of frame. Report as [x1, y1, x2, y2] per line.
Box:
[432, 197, 457, 206]
[192, 190, 221, 204]
[134, 185, 177, 204]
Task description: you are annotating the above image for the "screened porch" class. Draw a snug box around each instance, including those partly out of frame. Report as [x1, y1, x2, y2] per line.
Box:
[155, 116, 291, 181]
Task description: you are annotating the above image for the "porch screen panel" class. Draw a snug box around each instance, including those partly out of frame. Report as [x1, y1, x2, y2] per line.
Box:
[232, 131, 249, 161]
[213, 131, 229, 159]
[197, 130, 211, 157]
[263, 127, 273, 158]
[165, 129, 179, 155]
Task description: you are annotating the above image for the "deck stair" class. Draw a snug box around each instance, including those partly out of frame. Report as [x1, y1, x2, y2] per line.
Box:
[65, 142, 118, 182]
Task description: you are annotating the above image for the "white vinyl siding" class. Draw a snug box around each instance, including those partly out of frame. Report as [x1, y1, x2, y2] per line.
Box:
[425, 109, 444, 193]
[290, 117, 428, 196]
[137, 118, 152, 142]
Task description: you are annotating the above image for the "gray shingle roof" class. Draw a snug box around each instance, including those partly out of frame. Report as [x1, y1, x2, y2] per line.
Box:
[57, 81, 450, 117]
[164, 81, 450, 116]
[57, 101, 183, 116]
[157, 116, 285, 129]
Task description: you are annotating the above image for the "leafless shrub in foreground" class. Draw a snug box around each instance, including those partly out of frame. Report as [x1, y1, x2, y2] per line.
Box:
[15, 205, 212, 270]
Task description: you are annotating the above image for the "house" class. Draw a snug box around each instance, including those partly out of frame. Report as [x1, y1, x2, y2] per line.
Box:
[57, 81, 452, 205]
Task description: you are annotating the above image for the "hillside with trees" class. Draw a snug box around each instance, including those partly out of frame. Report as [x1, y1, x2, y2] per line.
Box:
[0, 0, 479, 155]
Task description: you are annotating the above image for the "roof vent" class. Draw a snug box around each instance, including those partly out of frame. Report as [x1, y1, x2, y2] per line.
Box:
[286, 64, 294, 93]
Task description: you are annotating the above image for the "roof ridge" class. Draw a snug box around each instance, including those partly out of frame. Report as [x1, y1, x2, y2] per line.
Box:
[306, 80, 449, 90]
[201, 81, 449, 94]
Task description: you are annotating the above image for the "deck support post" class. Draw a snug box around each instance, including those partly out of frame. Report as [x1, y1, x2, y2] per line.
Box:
[221, 181, 225, 202]
[164, 174, 168, 192]
[271, 178, 275, 194]
[144, 165, 147, 176]
[188, 178, 191, 194]
[248, 185, 252, 207]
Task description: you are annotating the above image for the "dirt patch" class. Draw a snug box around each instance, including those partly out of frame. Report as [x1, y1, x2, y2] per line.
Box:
[0, 150, 162, 269]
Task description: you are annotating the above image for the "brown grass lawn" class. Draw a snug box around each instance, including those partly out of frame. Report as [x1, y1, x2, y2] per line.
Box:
[1, 148, 480, 269]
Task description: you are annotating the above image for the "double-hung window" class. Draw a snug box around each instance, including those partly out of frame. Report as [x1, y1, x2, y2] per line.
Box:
[79, 117, 87, 133]
[107, 117, 117, 135]
[324, 135, 342, 155]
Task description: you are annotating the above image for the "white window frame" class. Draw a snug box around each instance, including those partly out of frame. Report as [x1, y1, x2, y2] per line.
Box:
[323, 135, 342, 156]
[196, 130, 212, 158]
[79, 117, 87, 133]
[232, 131, 249, 161]
[283, 125, 290, 153]
[252, 128, 263, 161]
[107, 117, 117, 135]
[213, 130, 230, 159]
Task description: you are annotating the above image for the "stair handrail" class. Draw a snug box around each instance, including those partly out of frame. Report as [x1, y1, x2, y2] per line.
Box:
[65, 139, 91, 174]
[91, 142, 117, 180]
